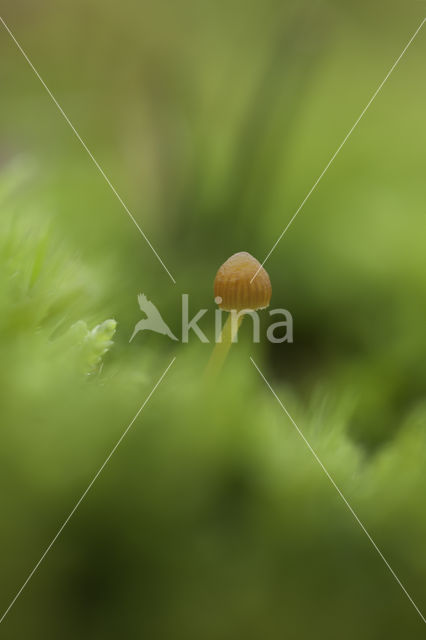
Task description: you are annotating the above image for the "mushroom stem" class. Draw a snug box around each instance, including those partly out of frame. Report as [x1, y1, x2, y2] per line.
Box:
[205, 313, 244, 378]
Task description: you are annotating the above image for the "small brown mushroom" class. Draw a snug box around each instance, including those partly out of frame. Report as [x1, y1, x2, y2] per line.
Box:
[214, 251, 272, 312]
[206, 252, 272, 378]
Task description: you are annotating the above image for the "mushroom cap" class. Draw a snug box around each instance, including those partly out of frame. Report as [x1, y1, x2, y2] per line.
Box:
[214, 252, 272, 311]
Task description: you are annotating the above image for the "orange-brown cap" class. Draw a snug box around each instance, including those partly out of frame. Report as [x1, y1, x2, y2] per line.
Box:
[214, 252, 272, 311]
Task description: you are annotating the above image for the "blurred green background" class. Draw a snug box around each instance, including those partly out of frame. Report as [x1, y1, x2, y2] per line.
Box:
[1, 1, 425, 637]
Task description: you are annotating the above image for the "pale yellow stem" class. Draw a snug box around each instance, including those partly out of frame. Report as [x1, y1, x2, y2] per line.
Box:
[205, 313, 244, 379]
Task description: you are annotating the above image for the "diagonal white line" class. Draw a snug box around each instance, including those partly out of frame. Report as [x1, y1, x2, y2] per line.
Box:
[250, 356, 426, 625]
[251, 17, 426, 283]
[0, 15, 176, 284]
[0, 357, 176, 625]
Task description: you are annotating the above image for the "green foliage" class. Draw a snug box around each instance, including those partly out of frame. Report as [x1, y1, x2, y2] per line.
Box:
[1, 3, 426, 637]
[64, 319, 117, 374]
[0, 175, 425, 638]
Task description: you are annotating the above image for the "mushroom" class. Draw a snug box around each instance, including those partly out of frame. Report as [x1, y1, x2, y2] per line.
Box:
[206, 252, 272, 376]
